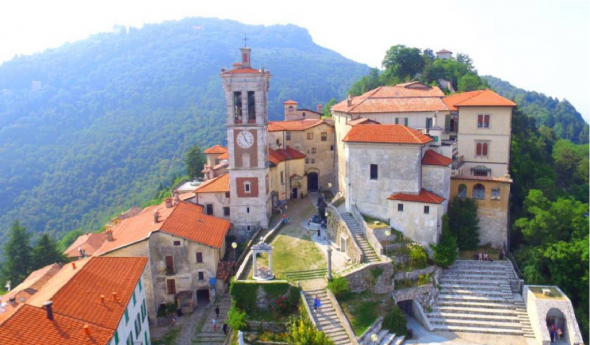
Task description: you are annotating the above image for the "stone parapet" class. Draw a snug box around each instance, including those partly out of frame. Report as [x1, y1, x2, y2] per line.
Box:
[342, 261, 394, 294]
[326, 288, 359, 345]
[394, 265, 437, 281]
[350, 206, 388, 261]
[326, 203, 363, 264]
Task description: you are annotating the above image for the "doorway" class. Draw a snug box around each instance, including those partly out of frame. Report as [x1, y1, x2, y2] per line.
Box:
[196, 289, 210, 306]
[291, 188, 298, 199]
[307, 172, 319, 191]
[397, 300, 413, 316]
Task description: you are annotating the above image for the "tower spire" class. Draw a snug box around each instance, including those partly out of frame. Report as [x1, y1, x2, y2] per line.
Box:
[243, 34, 249, 48]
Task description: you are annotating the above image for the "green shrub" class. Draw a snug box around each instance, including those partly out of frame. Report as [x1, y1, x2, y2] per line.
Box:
[408, 244, 428, 268]
[230, 281, 293, 313]
[432, 215, 458, 267]
[288, 316, 335, 345]
[417, 273, 431, 286]
[370, 266, 384, 279]
[227, 303, 247, 331]
[327, 277, 349, 298]
[448, 197, 480, 250]
[382, 305, 407, 336]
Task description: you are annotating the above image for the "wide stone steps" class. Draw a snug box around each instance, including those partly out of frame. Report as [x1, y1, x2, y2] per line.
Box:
[193, 294, 232, 344]
[442, 273, 514, 281]
[437, 300, 523, 309]
[439, 283, 512, 291]
[304, 289, 350, 345]
[429, 317, 524, 330]
[284, 268, 328, 281]
[439, 278, 510, 286]
[439, 288, 513, 298]
[428, 311, 522, 322]
[431, 324, 525, 336]
[340, 214, 380, 263]
[433, 306, 523, 317]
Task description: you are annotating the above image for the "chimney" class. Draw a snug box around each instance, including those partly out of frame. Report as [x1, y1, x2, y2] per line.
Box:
[105, 229, 113, 242]
[72, 262, 76, 270]
[317, 104, 322, 114]
[44, 301, 54, 320]
[100, 295, 105, 304]
[174, 190, 180, 204]
[112, 292, 118, 302]
[84, 324, 90, 336]
[240, 47, 252, 68]
[347, 94, 352, 107]
[153, 210, 160, 224]
[165, 198, 173, 208]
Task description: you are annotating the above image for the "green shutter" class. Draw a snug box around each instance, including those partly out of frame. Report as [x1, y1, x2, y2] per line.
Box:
[139, 279, 142, 291]
[404, 118, 408, 126]
[124, 309, 129, 324]
[114, 331, 119, 345]
[395, 118, 399, 124]
[132, 291, 136, 306]
[445, 115, 450, 132]
[144, 332, 149, 345]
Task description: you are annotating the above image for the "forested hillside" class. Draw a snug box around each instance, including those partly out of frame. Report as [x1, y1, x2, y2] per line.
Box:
[0, 17, 369, 242]
[484, 75, 588, 144]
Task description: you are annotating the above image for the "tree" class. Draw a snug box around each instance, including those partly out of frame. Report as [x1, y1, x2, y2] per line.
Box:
[432, 215, 457, 267]
[456, 53, 474, 71]
[32, 233, 67, 269]
[382, 45, 425, 81]
[1, 221, 32, 287]
[288, 316, 334, 345]
[327, 277, 349, 298]
[349, 68, 383, 96]
[458, 73, 482, 92]
[382, 305, 407, 335]
[322, 98, 338, 118]
[226, 303, 247, 331]
[448, 197, 480, 250]
[185, 143, 207, 180]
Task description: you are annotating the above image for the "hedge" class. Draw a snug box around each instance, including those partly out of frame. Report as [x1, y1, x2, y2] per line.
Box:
[230, 281, 300, 313]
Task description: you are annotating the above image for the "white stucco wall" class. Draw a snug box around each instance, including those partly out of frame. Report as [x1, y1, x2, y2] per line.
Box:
[196, 192, 230, 219]
[112, 273, 150, 345]
[388, 200, 443, 246]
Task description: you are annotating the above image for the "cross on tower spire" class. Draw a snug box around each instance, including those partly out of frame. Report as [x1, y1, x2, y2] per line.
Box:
[243, 34, 249, 47]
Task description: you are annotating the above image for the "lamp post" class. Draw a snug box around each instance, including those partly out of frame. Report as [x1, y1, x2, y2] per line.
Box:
[232, 242, 238, 261]
[371, 333, 379, 344]
[384, 229, 391, 257]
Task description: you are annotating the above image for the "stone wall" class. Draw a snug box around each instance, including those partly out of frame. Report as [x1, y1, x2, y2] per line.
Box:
[351, 206, 387, 261]
[393, 284, 438, 310]
[246, 321, 287, 333]
[394, 265, 437, 281]
[326, 204, 362, 264]
[478, 207, 508, 248]
[342, 262, 394, 294]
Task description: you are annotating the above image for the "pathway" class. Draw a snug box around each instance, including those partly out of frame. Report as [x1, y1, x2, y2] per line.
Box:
[192, 294, 232, 344]
[303, 287, 350, 345]
[340, 213, 380, 263]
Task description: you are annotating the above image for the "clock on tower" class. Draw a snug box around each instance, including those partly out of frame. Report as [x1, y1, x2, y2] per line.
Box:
[221, 46, 272, 230]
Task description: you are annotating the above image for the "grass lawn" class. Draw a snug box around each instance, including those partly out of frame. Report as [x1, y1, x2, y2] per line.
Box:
[362, 214, 390, 230]
[151, 327, 180, 345]
[459, 245, 503, 260]
[529, 286, 566, 300]
[249, 197, 326, 280]
[338, 291, 395, 336]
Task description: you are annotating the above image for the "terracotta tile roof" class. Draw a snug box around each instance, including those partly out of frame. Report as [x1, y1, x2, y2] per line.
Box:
[283, 100, 298, 104]
[346, 117, 380, 126]
[216, 261, 235, 282]
[194, 174, 230, 193]
[343, 125, 433, 145]
[218, 152, 229, 160]
[332, 83, 448, 114]
[178, 192, 196, 201]
[451, 175, 513, 183]
[422, 150, 453, 166]
[268, 119, 331, 132]
[268, 148, 286, 165]
[276, 146, 306, 160]
[0, 304, 114, 345]
[443, 89, 516, 111]
[160, 202, 230, 249]
[204, 145, 228, 154]
[50, 257, 148, 331]
[213, 162, 228, 170]
[388, 189, 445, 204]
[64, 233, 106, 258]
[222, 68, 263, 75]
[437, 49, 452, 54]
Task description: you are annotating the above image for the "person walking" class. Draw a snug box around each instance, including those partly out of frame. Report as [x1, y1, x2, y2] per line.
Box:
[215, 305, 220, 318]
[557, 327, 563, 341]
[313, 296, 318, 312]
[316, 297, 322, 312]
[550, 323, 556, 342]
[478, 252, 482, 261]
[213, 318, 217, 332]
[317, 228, 321, 239]
[223, 323, 228, 335]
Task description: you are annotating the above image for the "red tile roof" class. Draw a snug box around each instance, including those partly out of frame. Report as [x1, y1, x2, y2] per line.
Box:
[346, 118, 380, 126]
[443, 89, 516, 111]
[422, 150, 453, 166]
[222, 68, 263, 74]
[343, 125, 433, 145]
[51, 257, 148, 331]
[204, 145, 228, 154]
[332, 83, 448, 114]
[283, 100, 298, 104]
[160, 202, 230, 249]
[218, 152, 229, 160]
[194, 174, 230, 193]
[0, 304, 114, 345]
[388, 189, 445, 204]
[216, 261, 235, 282]
[437, 49, 452, 54]
[268, 119, 330, 132]
[276, 146, 306, 160]
[64, 233, 106, 258]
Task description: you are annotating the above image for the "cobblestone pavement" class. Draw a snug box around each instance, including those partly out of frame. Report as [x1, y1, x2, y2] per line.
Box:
[192, 294, 232, 344]
[150, 304, 206, 345]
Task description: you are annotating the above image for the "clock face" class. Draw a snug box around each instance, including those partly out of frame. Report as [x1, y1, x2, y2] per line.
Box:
[236, 130, 255, 149]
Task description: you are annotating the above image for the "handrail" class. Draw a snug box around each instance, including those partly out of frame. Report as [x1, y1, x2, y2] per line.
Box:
[325, 288, 359, 345]
[326, 203, 363, 264]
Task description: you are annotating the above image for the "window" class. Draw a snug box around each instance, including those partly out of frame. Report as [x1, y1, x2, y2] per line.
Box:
[242, 153, 250, 168]
[198, 272, 205, 281]
[223, 207, 230, 216]
[331, 145, 334, 151]
[433, 136, 439, 142]
[144, 332, 149, 345]
[395, 118, 399, 124]
[280, 171, 284, 185]
[476, 142, 489, 157]
[124, 308, 129, 324]
[132, 291, 136, 306]
[245, 182, 251, 193]
[215, 158, 220, 165]
[311, 148, 316, 154]
[205, 204, 213, 215]
[173, 240, 181, 246]
[307, 149, 310, 154]
[126, 332, 133, 345]
[305, 158, 310, 164]
[477, 114, 490, 128]
[139, 278, 142, 292]
[370, 164, 378, 180]
[286, 131, 291, 141]
[458, 184, 467, 198]
[166, 279, 176, 294]
[491, 188, 501, 200]
[247, 91, 256, 121]
[165, 255, 174, 275]
[424, 206, 430, 214]
[141, 300, 146, 320]
[233, 91, 242, 121]
[247, 207, 250, 214]
[225, 192, 230, 198]
[114, 331, 119, 344]
[135, 312, 141, 338]
[472, 184, 485, 200]
[397, 204, 404, 212]
[311, 158, 315, 164]
[404, 118, 408, 126]
[321, 132, 327, 141]
[303, 112, 306, 117]
[426, 117, 433, 129]
[288, 106, 294, 113]
[196, 252, 203, 263]
[307, 133, 313, 140]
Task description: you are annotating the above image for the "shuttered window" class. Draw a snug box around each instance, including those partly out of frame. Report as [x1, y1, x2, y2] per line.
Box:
[166, 279, 176, 294]
[476, 143, 482, 156]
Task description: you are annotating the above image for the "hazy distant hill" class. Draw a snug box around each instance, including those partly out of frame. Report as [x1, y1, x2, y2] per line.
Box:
[484, 76, 589, 144]
[0, 17, 370, 241]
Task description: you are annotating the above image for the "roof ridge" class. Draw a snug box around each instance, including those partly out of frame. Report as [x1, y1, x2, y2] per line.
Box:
[454, 89, 485, 105]
[402, 125, 423, 142]
[348, 86, 382, 112]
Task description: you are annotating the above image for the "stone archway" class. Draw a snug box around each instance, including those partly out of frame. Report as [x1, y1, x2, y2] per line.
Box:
[252, 241, 274, 281]
[546, 308, 568, 342]
[307, 171, 319, 191]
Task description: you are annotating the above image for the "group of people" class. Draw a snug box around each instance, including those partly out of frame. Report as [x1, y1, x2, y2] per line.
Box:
[212, 305, 228, 334]
[478, 252, 492, 261]
[313, 295, 322, 312]
[549, 323, 564, 342]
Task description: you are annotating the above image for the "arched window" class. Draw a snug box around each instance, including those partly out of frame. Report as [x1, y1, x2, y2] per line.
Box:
[482, 143, 488, 156]
[288, 106, 294, 113]
[476, 143, 482, 156]
[242, 153, 251, 168]
[458, 184, 467, 198]
[473, 184, 485, 200]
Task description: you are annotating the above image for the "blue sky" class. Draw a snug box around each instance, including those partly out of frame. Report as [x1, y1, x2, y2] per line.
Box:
[1, 0, 588, 120]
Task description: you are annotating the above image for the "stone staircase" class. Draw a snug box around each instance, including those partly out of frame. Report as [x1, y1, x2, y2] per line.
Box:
[340, 213, 380, 263]
[284, 268, 327, 282]
[427, 260, 534, 338]
[193, 294, 232, 344]
[304, 289, 350, 345]
[360, 320, 405, 345]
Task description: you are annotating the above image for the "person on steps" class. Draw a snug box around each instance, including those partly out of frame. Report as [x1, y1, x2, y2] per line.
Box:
[215, 305, 220, 318]
[213, 318, 217, 332]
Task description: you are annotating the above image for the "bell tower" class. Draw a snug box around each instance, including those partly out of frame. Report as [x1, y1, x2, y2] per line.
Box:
[221, 46, 272, 230]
